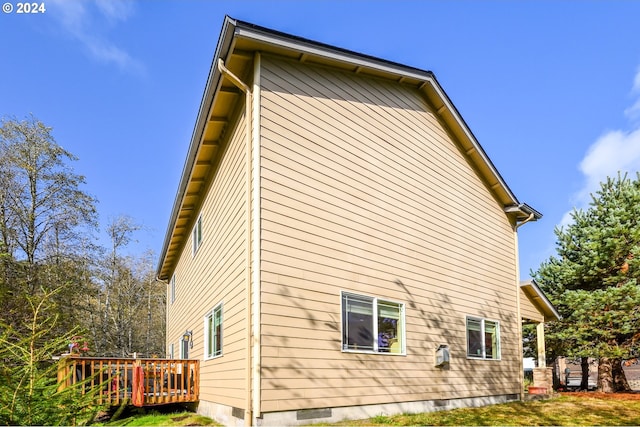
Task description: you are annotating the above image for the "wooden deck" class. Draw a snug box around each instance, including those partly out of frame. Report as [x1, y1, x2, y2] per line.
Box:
[57, 356, 199, 407]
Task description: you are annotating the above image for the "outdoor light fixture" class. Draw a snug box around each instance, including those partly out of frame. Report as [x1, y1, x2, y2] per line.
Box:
[183, 330, 193, 349]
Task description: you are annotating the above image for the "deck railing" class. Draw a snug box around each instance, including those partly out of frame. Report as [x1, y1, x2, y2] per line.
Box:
[57, 356, 199, 407]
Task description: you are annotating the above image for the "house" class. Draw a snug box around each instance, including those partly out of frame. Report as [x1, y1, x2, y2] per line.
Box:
[157, 16, 547, 426]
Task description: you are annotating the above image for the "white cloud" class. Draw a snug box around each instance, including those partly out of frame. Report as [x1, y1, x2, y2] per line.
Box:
[48, 0, 144, 74]
[562, 68, 640, 227]
[625, 99, 640, 122]
[579, 128, 640, 196]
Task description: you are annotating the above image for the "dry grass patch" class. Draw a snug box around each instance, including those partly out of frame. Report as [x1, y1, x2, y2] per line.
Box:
[319, 393, 640, 426]
[100, 411, 219, 426]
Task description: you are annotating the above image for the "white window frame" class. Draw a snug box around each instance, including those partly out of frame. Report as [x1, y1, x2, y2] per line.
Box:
[169, 273, 176, 304]
[192, 214, 203, 256]
[466, 316, 501, 360]
[204, 302, 223, 360]
[341, 291, 405, 355]
[169, 343, 174, 359]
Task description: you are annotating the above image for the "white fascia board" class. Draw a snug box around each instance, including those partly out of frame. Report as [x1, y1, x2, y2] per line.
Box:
[233, 25, 433, 82]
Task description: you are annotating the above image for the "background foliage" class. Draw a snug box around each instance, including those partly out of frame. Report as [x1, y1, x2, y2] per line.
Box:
[534, 173, 640, 392]
[0, 115, 167, 423]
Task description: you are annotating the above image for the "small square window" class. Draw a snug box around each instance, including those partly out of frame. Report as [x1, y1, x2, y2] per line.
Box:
[170, 274, 176, 304]
[466, 316, 500, 360]
[205, 303, 223, 359]
[192, 215, 203, 256]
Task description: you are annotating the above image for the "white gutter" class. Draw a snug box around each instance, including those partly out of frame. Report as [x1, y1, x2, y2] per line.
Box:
[216, 58, 253, 426]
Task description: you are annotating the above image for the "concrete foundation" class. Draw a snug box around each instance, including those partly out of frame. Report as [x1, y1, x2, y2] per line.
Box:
[197, 394, 520, 426]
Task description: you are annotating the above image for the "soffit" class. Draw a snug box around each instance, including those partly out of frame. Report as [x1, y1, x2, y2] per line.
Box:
[158, 46, 251, 280]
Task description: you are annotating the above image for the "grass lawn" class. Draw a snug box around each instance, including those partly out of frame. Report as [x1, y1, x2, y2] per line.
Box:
[318, 393, 640, 426]
[98, 411, 220, 426]
[95, 393, 640, 426]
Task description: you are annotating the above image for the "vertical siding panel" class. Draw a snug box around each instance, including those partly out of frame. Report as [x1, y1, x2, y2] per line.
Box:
[166, 112, 249, 409]
[259, 56, 519, 412]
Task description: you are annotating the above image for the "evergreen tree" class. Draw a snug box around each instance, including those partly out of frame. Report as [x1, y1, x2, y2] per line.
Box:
[534, 173, 640, 392]
[0, 289, 104, 425]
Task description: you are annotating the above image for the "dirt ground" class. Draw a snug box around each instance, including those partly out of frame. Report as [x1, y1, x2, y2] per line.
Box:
[560, 391, 640, 400]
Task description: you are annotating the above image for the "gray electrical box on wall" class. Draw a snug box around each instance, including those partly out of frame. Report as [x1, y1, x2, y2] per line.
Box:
[435, 344, 450, 367]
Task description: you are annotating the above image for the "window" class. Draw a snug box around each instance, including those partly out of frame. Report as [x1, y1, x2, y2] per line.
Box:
[205, 303, 223, 359]
[466, 316, 500, 360]
[192, 215, 203, 255]
[169, 343, 174, 359]
[341, 292, 404, 354]
[170, 274, 176, 304]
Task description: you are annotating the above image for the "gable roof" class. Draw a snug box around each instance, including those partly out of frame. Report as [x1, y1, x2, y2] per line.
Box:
[156, 16, 541, 280]
[520, 279, 561, 322]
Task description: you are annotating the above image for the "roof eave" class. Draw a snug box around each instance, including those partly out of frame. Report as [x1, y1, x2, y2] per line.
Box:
[156, 16, 238, 279]
[520, 279, 561, 322]
[504, 203, 543, 223]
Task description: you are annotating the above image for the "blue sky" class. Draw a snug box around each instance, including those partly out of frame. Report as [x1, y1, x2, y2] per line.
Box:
[2, 1, 640, 277]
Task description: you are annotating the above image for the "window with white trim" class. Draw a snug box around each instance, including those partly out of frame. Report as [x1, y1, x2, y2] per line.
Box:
[192, 215, 203, 256]
[169, 343, 174, 359]
[341, 292, 405, 354]
[204, 303, 223, 359]
[170, 274, 176, 304]
[466, 316, 500, 360]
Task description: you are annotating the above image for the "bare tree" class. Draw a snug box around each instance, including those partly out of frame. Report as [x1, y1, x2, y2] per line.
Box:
[86, 216, 165, 357]
[0, 115, 98, 332]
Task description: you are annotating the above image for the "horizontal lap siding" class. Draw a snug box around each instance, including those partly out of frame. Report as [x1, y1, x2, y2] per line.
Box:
[166, 113, 248, 409]
[520, 289, 545, 323]
[258, 56, 518, 413]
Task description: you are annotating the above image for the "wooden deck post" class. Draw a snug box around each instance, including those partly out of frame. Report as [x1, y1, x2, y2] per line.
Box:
[56, 356, 69, 392]
[132, 359, 144, 407]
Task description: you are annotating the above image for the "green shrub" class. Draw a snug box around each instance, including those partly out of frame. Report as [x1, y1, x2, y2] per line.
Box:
[0, 288, 104, 425]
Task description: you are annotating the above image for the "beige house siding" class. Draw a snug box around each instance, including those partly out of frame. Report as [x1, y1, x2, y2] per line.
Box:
[166, 111, 249, 409]
[258, 55, 519, 413]
[519, 288, 545, 323]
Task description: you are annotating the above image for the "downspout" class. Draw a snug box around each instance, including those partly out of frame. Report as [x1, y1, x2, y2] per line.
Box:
[217, 58, 253, 426]
[513, 229, 525, 401]
[251, 52, 262, 422]
[512, 211, 534, 401]
[515, 212, 535, 230]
